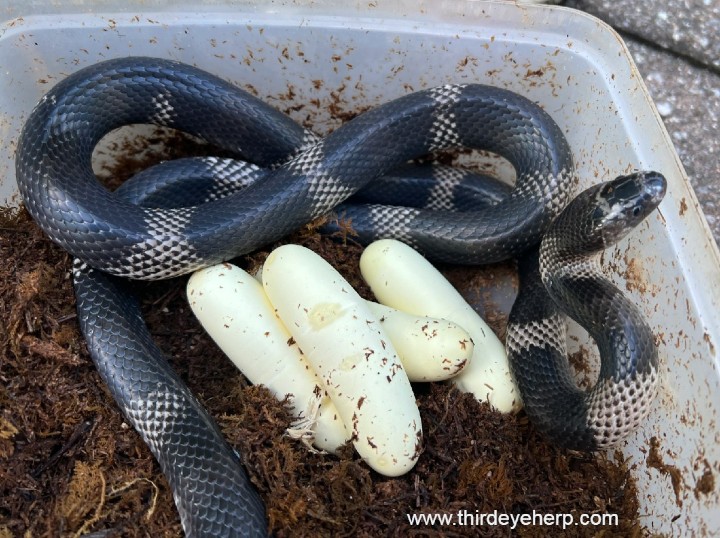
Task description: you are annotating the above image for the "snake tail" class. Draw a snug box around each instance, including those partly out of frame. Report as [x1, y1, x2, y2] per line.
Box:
[73, 261, 268, 535]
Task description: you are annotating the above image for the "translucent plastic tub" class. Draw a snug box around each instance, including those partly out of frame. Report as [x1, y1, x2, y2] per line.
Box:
[2, 1, 718, 535]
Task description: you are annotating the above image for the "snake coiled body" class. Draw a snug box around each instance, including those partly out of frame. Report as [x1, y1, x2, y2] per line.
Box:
[16, 57, 573, 278]
[14, 57, 663, 535]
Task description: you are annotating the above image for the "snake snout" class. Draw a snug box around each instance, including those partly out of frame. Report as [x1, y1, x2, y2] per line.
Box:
[638, 170, 667, 208]
[608, 170, 667, 210]
[596, 171, 667, 246]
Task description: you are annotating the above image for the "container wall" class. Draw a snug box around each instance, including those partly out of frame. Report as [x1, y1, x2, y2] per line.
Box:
[1, 2, 718, 534]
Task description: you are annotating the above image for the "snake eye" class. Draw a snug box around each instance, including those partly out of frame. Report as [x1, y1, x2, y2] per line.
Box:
[632, 206, 641, 217]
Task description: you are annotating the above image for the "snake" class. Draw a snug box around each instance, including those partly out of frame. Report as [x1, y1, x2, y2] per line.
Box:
[14, 56, 663, 535]
[506, 171, 665, 450]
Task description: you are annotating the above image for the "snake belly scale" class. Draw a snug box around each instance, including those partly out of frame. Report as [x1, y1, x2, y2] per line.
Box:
[14, 56, 663, 536]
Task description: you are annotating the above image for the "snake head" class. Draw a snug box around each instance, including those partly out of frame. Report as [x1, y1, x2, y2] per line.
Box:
[590, 171, 667, 248]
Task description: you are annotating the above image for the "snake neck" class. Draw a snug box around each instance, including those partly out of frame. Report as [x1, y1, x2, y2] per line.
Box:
[540, 187, 606, 260]
[538, 248, 658, 380]
[506, 249, 594, 449]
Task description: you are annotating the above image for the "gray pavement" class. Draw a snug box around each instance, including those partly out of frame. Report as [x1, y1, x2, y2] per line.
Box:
[561, 0, 720, 245]
[565, 0, 720, 72]
[625, 37, 720, 241]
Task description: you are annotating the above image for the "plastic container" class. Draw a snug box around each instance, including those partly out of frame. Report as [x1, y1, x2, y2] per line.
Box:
[1, 1, 718, 535]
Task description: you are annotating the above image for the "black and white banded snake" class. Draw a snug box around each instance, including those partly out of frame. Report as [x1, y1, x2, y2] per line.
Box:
[15, 57, 665, 536]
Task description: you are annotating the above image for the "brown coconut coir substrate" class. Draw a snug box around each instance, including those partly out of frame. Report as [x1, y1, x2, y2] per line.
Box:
[1, 130, 646, 537]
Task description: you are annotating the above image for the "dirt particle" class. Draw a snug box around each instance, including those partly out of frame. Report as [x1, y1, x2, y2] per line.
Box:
[647, 436, 684, 507]
[679, 197, 688, 216]
[624, 256, 648, 294]
[694, 464, 715, 499]
[703, 332, 715, 355]
[568, 346, 595, 389]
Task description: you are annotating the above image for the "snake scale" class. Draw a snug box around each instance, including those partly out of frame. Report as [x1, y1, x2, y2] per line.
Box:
[15, 57, 664, 536]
